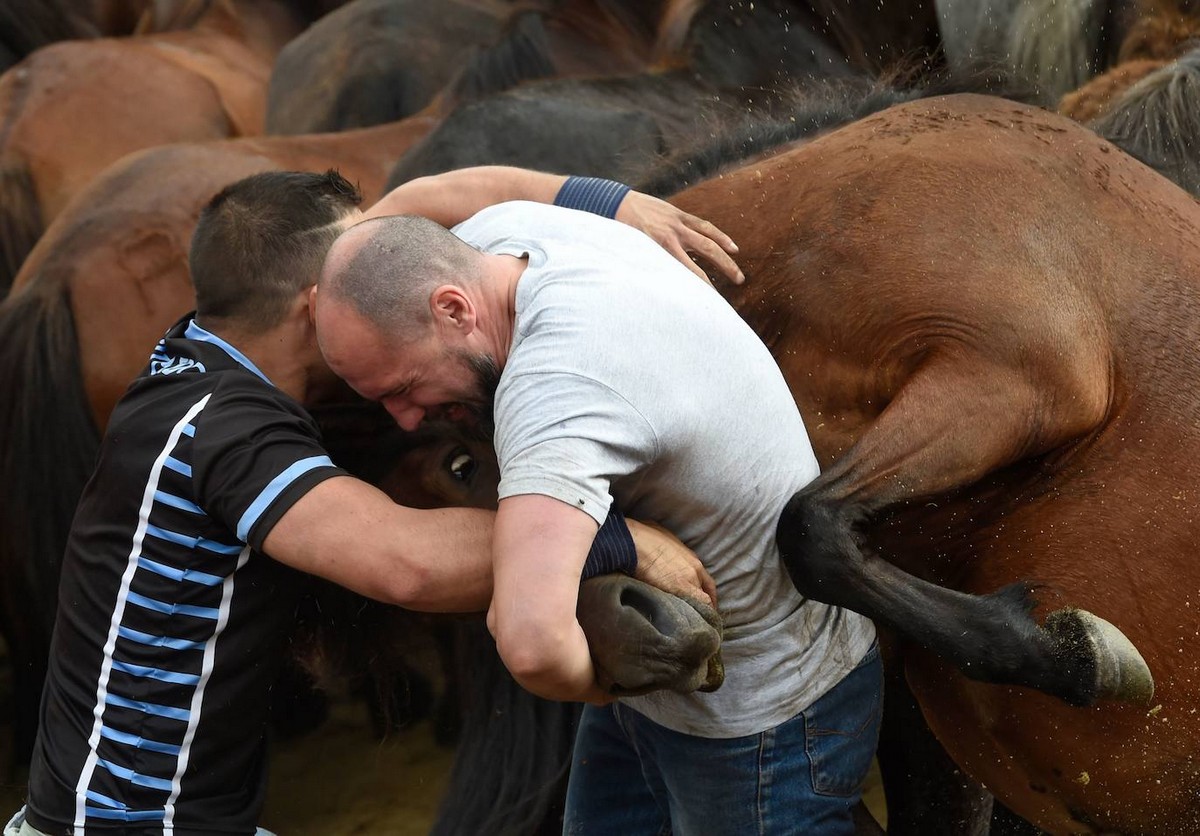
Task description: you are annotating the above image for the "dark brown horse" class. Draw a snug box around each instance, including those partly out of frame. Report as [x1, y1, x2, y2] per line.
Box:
[0, 0, 314, 295]
[0, 0, 157, 72]
[266, 0, 693, 135]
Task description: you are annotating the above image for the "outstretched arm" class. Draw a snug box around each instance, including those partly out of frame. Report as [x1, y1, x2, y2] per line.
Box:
[362, 166, 743, 284]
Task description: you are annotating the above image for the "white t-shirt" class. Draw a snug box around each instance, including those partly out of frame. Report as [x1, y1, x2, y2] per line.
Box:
[453, 201, 875, 739]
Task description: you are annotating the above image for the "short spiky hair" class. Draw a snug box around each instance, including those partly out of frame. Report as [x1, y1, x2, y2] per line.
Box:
[190, 169, 363, 329]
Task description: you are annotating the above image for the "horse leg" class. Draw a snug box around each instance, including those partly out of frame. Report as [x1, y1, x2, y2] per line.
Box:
[777, 357, 1152, 707]
[877, 641, 994, 835]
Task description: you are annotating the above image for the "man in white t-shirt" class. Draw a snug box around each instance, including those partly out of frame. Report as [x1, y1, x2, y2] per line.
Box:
[313, 199, 880, 834]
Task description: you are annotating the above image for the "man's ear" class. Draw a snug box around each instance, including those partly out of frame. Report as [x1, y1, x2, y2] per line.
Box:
[307, 286, 319, 326]
[430, 285, 476, 335]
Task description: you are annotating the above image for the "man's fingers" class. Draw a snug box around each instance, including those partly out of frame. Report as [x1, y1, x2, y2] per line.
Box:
[684, 214, 739, 254]
[683, 231, 744, 285]
[669, 242, 715, 286]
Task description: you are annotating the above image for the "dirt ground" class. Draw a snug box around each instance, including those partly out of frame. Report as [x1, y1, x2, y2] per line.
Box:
[0, 644, 886, 833]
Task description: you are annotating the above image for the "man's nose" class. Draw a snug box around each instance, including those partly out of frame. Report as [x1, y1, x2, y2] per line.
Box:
[386, 401, 425, 431]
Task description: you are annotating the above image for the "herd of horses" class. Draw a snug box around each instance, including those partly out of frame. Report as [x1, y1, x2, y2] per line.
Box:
[4, 0, 1200, 833]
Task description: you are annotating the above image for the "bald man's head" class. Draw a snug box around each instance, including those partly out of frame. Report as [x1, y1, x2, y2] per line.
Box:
[319, 214, 485, 340]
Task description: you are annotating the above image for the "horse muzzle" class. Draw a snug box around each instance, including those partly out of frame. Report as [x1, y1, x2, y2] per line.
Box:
[577, 575, 725, 697]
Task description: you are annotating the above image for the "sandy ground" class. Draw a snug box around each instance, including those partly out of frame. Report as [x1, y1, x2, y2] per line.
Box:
[0, 644, 886, 834]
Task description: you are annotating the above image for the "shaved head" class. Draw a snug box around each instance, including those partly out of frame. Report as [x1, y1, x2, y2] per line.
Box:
[319, 214, 484, 340]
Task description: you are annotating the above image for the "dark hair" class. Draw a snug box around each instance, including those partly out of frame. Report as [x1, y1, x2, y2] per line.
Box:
[189, 169, 362, 329]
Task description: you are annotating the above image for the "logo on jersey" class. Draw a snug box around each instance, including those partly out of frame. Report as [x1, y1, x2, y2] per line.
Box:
[151, 356, 207, 376]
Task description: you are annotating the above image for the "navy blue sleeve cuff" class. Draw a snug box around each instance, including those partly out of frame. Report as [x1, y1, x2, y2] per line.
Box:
[554, 176, 632, 219]
[581, 507, 637, 578]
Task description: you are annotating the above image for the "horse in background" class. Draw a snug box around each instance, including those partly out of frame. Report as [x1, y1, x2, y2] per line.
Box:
[0, 0, 320, 297]
[383, 0, 957, 189]
[0, 0, 156, 72]
[1057, 3, 1200, 196]
[266, 0, 691, 135]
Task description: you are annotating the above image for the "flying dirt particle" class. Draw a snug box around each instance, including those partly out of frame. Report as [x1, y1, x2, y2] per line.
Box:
[1148, 704, 1163, 717]
[1076, 771, 1091, 786]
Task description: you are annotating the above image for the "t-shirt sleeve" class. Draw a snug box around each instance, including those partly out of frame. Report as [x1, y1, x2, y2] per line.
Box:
[495, 370, 658, 526]
[189, 382, 348, 551]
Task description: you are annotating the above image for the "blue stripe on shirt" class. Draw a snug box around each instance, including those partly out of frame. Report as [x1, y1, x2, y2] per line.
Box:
[236, 455, 335, 541]
[127, 591, 220, 621]
[111, 660, 201, 687]
[96, 758, 174, 792]
[137, 556, 223, 587]
[105, 694, 190, 722]
[117, 626, 204, 652]
[99, 726, 182, 757]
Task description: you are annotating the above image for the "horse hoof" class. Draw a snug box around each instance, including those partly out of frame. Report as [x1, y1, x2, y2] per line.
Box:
[1045, 609, 1155, 705]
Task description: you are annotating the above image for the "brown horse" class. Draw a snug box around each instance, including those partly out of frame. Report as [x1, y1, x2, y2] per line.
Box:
[654, 93, 1195, 834]
[266, 0, 694, 135]
[394, 93, 1200, 832]
[0, 111, 435, 763]
[0, 0, 314, 295]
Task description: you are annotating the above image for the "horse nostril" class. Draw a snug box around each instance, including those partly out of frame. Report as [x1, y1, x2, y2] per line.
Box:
[619, 585, 664, 633]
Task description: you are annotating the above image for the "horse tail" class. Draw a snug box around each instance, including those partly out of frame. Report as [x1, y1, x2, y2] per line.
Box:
[1090, 48, 1200, 197]
[0, 157, 43, 297]
[1008, 0, 1106, 103]
[431, 621, 579, 836]
[0, 279, 98, 761]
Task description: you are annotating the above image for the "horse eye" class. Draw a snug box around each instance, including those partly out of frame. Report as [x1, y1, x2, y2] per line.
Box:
[446, 449, 477, 482]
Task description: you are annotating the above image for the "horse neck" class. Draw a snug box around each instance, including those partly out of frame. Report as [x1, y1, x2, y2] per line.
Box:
[263, 114, 441, 203]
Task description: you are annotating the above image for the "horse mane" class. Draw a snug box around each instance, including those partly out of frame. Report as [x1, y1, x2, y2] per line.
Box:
[1008, 0, 1107, 102]
[1090, 46, 1200, 196]
[444, 10, 559, 106]
[431, 621, 580, 835]
[638, 68, 1031, 197]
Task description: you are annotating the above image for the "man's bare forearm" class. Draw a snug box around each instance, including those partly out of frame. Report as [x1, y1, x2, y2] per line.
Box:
[362, 166, 568, 227]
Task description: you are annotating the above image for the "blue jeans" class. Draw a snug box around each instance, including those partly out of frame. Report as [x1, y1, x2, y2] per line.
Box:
[564, 643, 882, 836]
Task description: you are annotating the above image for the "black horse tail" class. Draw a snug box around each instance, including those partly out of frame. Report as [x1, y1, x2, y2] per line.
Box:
[0, 157, 44, 297]
[0, 280, 98, 762]
[432, 621, 579, 836]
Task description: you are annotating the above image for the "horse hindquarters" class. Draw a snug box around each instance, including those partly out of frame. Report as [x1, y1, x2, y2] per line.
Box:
[0, 284, 99, 762]
[775, 351, 1152, 708]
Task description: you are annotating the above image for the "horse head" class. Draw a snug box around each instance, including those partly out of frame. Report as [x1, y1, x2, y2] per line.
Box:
[372, 422, 725, 696]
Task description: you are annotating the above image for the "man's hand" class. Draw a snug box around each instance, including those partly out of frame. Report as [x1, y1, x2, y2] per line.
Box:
[616, 192, 744, 286]
[626, 519, 718, 609]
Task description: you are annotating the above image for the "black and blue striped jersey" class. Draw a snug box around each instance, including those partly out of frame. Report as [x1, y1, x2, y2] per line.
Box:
[27, 317, 346, 835]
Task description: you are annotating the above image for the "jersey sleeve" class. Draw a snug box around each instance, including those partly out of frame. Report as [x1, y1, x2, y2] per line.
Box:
[189, 381, 348, 551]
[495, 370, 658, 527]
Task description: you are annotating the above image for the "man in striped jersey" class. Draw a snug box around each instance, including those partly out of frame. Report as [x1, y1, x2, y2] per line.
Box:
[8, 168, 736, 836]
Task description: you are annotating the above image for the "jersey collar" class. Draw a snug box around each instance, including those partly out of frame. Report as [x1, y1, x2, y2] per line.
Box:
[184, 319, 274, 386]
